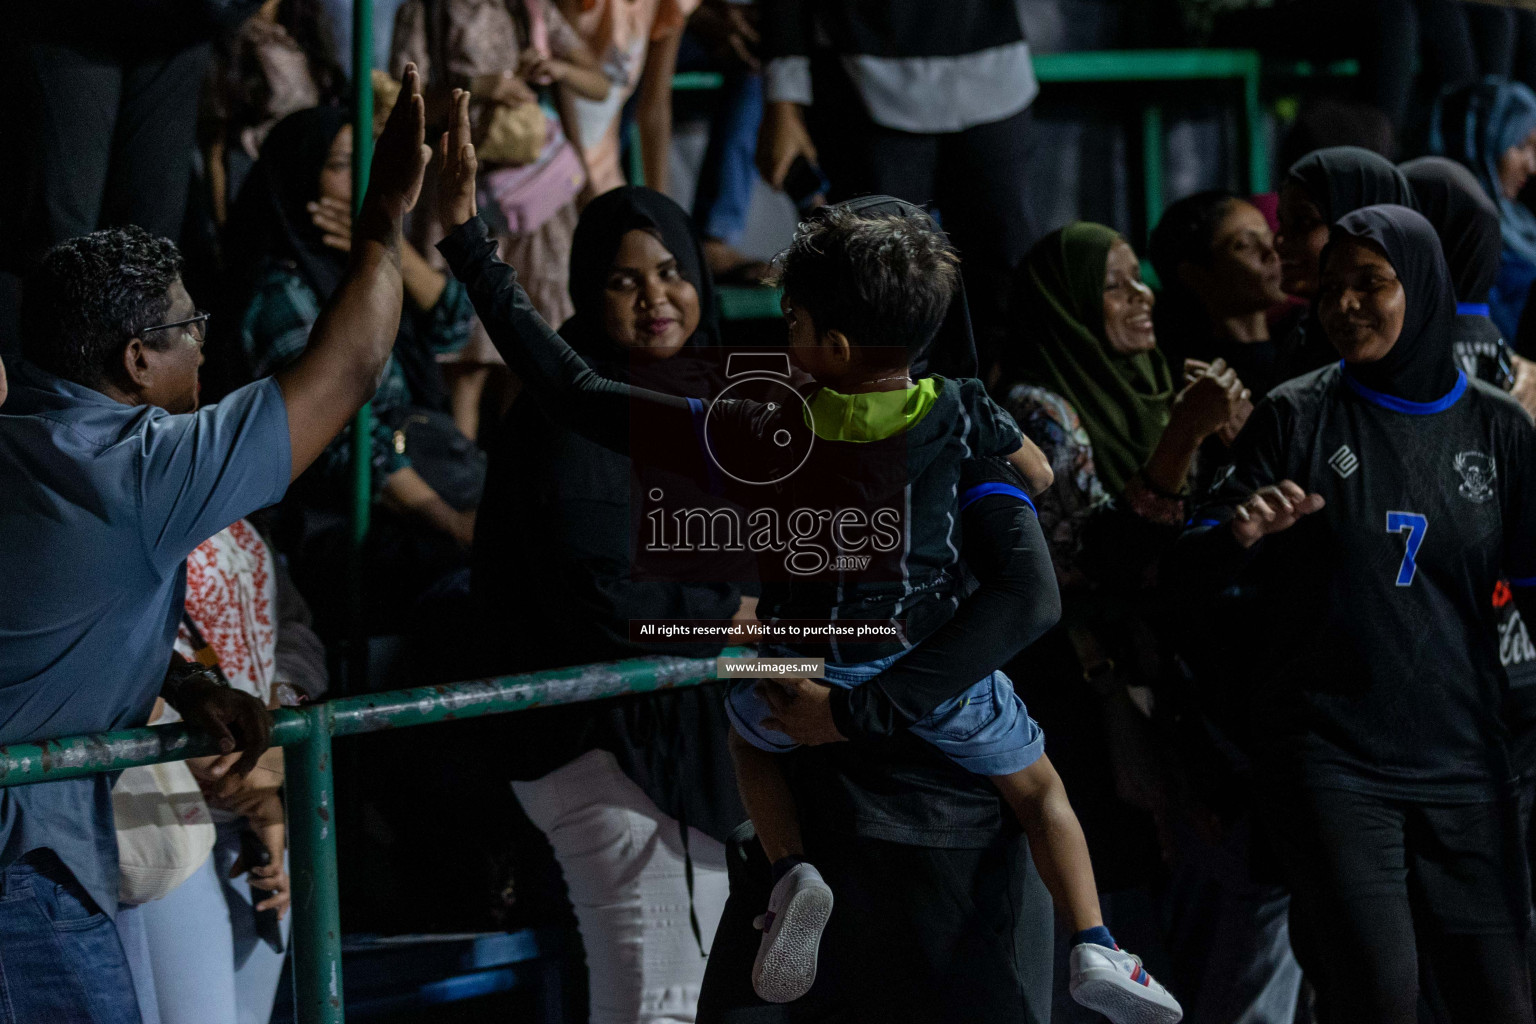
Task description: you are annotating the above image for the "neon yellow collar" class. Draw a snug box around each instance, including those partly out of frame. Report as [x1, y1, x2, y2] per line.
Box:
[804, 378, 938, 442]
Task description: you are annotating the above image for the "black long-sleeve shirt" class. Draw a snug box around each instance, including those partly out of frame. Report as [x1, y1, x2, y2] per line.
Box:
[831, 456, 1060, 740]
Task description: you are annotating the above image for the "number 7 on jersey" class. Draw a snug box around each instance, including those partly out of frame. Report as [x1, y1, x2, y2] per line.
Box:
[1386, 511, 1428, 587]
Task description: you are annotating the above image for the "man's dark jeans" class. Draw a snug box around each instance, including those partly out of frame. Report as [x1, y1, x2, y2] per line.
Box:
[0, 850, 142, 1024]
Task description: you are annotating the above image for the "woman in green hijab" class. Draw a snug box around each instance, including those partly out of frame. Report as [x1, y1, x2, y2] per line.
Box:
[996, 224, 1277, 1022]
[1004, 221, 1245, 502]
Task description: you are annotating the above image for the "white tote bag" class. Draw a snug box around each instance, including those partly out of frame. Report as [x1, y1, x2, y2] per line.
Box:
[112, 760, 216, 905]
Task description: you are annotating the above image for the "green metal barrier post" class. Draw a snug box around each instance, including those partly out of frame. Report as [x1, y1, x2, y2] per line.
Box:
[290, 704, 342, 1023]
[0, 653, 742, 1023]
[346, 1, 375, 694]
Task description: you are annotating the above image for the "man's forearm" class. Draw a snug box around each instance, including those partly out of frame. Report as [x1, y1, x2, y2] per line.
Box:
[303, 226, 403, 402]
[277, 210, 404, 481]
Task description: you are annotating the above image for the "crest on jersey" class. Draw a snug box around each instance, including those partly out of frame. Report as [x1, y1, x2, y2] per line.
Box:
[1453, 451, 1496, 503]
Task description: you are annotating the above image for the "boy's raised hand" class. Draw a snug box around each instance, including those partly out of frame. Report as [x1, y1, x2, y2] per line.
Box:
[364, 63, 432, 227]
[438, 89, 479, 230]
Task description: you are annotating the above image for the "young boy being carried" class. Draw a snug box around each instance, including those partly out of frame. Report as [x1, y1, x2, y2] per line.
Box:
[431, 90, 1181, 1024]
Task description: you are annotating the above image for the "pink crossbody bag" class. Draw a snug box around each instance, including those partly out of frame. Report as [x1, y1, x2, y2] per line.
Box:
[480, 0, 586, 234]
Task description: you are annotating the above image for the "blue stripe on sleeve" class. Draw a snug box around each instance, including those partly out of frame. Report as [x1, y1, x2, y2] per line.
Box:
[1186, 518, 1222, 529]
[960, 482, 1037, 515]
[1509, 574, 1536, 588]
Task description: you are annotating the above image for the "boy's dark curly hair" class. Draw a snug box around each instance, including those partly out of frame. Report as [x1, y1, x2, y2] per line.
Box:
[21, 226, 184, 388]
[775, 207, 960, 369]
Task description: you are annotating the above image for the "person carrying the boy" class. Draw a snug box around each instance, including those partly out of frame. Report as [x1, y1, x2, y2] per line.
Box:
[431, 90, 1181, 1023]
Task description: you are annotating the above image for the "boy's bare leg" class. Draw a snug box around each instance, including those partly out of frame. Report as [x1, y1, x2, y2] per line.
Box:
[991, 754, 1104, 933]
[729, 727, 833, 1003]
[729, 727, 804, 864]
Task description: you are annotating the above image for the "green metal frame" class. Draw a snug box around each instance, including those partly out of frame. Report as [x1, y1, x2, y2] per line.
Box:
[346, 1, 375, 690]
[0, 652, 743, 1023]
[1033, 49, 1270, 232]
[673, 49, 1279, 320]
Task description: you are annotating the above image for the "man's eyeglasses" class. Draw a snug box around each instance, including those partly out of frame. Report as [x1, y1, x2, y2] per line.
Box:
[140, 311, 211, 345]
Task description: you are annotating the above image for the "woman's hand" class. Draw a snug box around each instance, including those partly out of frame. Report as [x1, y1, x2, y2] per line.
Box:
[1171, 358, 1249, 444]
[194, 746, 284, 810]
[231, 812, 291, 919]
[438, 89, 479, 231]
[518, 51, 571, 87]
[309, 196, 352, 253]
[471, 71, 537, 107]
[1229, 480, 1325, 549]
[1215, 391, 1255, 446]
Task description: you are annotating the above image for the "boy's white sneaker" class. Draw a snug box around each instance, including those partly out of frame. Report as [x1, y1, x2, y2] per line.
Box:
[750, 862, 834, 1003]
[1069, 942, 1183, 1024]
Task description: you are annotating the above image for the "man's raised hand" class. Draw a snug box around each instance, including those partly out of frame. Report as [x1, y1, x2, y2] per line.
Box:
[364, 62, 432, 228]
[438, 89, 478, 229]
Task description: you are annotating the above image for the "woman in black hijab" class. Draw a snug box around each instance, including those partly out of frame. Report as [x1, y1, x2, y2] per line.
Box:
[462, 186, 753, 1024]
[1273, 147, 1417, 382]
[223, 106, 481, 635]
[1172, 204, 1536, 1024]
[1401, 155, 1512, 388]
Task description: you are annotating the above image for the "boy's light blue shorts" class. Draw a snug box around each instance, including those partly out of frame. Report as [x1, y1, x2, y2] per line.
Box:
[725, 648, 1045, 777]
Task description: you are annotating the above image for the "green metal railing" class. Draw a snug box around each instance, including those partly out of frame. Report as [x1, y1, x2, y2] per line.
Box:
[1033, 49, 1269, 240]
[0, 653, 742, 1023]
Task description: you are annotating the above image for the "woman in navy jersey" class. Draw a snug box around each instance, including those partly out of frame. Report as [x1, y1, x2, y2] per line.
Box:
[1173, 204, 1536, 1024]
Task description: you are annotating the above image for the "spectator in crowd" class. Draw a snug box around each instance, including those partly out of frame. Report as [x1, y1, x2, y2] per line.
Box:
[202, 0, 346, 225]
[997, 223, 1268, 1022]
[679, 0, 771, 284]
[1401, 156, 1520, 389]
[0, 0, 253, 361]
[392, 0, 610, 346]
[226, 106, 480, 635]
[455, 185, 751, 1023]
[557, 0, 695, 196]
[1430, 79, 1536, 350]
[1275, 146, 1417, 381]
[1173, 203, 1536, 1024]
[120, 519, 328, 1024]
[1149, 190, 1295, 403]
[1003, 223, 1250, 503]
[755, 0, 1039, 376]
[0, 63, 433, 1022]
[1402, 145, 1536, 1024]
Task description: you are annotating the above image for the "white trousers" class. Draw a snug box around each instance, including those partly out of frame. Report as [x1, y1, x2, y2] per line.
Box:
[513, 749, 730, 1024]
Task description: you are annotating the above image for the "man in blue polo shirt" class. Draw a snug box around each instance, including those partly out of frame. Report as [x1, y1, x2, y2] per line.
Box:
[0, 64, 435, 1023]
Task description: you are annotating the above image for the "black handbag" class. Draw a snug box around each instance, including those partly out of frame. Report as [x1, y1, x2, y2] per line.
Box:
[381, 407, 487, 512]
